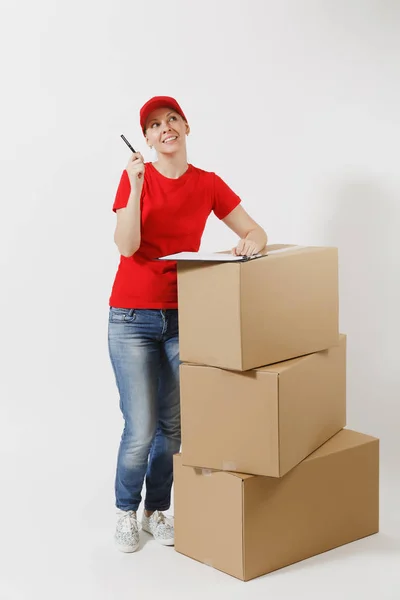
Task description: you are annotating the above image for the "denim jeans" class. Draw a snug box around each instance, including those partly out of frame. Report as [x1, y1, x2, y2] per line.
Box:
[108, 307, 181, 511]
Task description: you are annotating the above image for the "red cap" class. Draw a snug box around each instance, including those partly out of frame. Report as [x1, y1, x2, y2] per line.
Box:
[140, 96, 188, 134]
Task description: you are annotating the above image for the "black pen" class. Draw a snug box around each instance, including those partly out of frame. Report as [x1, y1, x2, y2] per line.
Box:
[120, 134, 136, 154]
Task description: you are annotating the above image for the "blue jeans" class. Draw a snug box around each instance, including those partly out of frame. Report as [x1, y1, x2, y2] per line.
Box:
[108, 308, 181, 512]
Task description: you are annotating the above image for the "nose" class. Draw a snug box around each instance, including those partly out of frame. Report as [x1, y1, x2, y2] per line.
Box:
[162, 121, 172, 133]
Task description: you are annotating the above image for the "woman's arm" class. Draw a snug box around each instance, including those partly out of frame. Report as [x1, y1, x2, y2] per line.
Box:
[222, 204, 268, 256]
[114, 155, 145, 257]
[114, 190, 142, 257]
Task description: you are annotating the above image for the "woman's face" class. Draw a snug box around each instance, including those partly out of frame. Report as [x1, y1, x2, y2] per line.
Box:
[145, 107, 189, 153]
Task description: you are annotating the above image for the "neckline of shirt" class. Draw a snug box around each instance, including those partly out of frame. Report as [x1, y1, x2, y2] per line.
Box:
[148, 162, 193, 182]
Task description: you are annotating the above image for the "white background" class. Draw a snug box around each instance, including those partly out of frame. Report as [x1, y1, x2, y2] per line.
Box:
[0, 0, 399, 598]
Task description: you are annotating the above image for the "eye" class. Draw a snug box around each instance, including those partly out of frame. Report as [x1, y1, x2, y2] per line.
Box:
[169, 115, 177, 121]
[151, 122, 159, 128]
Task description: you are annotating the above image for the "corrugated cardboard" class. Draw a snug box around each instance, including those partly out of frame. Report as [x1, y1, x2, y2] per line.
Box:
[180, 335, 346, 477]
[176, 244, 339, 371]
[174, 429, 379, 581]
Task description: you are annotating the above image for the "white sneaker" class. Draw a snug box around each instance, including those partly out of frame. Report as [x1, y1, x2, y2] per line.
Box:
[141, 511, 174, 546]
[115, 509, 141, 552]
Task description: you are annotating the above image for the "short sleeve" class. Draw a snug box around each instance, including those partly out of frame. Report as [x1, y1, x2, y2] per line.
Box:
[212, 173, 241, 220]
[112, 170, 131, 212]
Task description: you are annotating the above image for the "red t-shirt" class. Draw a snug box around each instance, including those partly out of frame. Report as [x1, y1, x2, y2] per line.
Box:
[109, 162, 241, 308]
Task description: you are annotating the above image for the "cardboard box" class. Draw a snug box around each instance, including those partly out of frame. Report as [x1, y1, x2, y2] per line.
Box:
[174, 429, 379, 581]
[180, 335, 346, 477]
[177, 244, 339, 371]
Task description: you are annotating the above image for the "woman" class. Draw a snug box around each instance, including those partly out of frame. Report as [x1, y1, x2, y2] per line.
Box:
[108, 96, 267, 552]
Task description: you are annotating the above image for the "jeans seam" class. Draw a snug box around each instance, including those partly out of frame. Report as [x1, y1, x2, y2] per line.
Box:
[144, 504, 170, 512]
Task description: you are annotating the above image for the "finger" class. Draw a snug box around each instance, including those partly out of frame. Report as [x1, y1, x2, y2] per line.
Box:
[236, 239, 245, 254]
[246, 241, 256, 254]
[241, 241, 252, 256]
[130, 160, 144, 170]
[130, 153, 143, 163]
[127, 158, 140, 170]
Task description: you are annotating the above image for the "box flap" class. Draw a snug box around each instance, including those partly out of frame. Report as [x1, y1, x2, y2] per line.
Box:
[192, 465, 254, 480]
[256, 334, 346, 374]
[305, 429, 378, 462]
[184, 333, 345, 375]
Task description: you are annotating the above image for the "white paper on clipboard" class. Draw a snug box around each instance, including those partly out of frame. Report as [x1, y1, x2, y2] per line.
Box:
[156, 251, 263, 261]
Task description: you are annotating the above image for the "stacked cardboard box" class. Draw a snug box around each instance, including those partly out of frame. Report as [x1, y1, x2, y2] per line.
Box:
[173, 244, 379, 581]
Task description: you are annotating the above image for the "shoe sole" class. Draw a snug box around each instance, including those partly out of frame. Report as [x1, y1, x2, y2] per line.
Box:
[156, 538, 174, 546]
[115, 541, 139, 553]
[142, 525, 174, 546]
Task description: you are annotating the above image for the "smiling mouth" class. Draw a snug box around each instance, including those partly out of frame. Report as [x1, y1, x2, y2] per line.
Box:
[163, 136, 178, 143]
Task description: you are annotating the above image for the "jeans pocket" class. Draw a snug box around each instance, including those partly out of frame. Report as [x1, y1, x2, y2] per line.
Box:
[109, 307, 136, 323]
